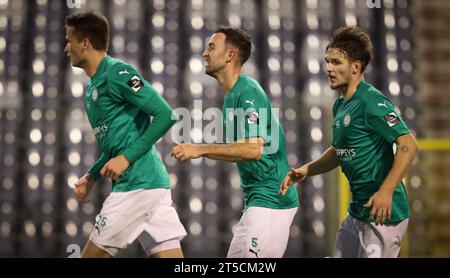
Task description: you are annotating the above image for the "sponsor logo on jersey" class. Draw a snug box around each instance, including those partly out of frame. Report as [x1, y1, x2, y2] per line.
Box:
[93, 123, 108, 138]
[384, 112, 400, 127]
[92, 89, 98, 102]
[127, 75, 144, 93]
[343, 114, 351, 127]
[336, 148, 357, 161]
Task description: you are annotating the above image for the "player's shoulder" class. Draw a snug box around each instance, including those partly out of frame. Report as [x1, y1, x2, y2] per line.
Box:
[359, 80, 391, 104]
[105, 56, 140, 79]
[239, 75, 267, 99]
[240, 75, 262, 89]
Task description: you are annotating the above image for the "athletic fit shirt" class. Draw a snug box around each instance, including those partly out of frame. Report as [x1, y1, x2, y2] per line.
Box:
[223, 74, 298, 210]
[85, 56, 171, 192]
[332, 80, 410, 223]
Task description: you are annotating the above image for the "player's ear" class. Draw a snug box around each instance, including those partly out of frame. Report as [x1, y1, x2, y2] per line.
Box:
[352, 60, 362, 75]
[81, 38, 90, 49]
[226, 49, 235, 63]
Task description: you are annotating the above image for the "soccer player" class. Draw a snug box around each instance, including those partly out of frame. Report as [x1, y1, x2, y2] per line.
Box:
[65, 11, 186, 258]
[171, 26, 298, 258]
[279, 26, 418, 258]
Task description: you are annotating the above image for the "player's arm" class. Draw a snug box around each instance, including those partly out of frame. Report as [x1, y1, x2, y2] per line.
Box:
[172, 86, 267, 162]
[301, 146, 339, 176]
[378, 133, 418, 193]
[86, 152, 109, 181]
[280, 146, 338, 195]
[100, 93, 176, 180]
[363, 95, 418, 224]
[364, 133, 418, 224]
[171, 137, 263, 162]
[122, 94, 176, 162]
[100, 67, 176, 180]
[73, 153, 109, 202]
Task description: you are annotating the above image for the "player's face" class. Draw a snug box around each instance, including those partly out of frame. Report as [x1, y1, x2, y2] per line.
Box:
[202, 32, 229, 77]
[64, 27, 86, 68]
[324, 48, 353, 90]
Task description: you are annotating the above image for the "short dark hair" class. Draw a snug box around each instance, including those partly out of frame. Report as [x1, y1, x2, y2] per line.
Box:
[65, 11, 109, 51]
[214, 26, 252, 66]
[326, 26, 373, 73]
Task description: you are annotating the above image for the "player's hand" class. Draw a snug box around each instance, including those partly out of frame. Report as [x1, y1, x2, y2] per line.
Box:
[171, 143, 203, 161]
[363, 188, 393, 225]
[100, 154, 130, 180]
[279, 166, 308, 196]
[74, 174, 95, 203]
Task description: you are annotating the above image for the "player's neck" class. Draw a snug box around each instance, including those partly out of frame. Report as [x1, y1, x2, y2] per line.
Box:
[216, 66, 242, 94]
[85, 52, 107, 78]
[341, 75, 363, 101]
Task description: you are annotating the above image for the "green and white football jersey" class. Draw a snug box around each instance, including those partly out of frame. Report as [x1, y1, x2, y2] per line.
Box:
[223, 74, 298, 210]
[332, 80, 410, 223]
[85, 56, 170, 192]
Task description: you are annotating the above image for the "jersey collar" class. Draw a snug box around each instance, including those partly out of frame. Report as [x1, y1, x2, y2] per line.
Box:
[91, 55, 110, 80]
[226, 74, 246, 98]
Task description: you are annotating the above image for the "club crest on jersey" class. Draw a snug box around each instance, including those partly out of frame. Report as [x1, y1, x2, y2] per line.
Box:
[343, 114, 351, 127]
[127, 75, 144, 93]
[92, 89, 98, 102]
[384, 112, 400, 127]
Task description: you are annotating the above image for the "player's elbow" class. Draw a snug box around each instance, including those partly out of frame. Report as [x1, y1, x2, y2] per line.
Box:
[409, 138, 419, 156]
[398, 133, 418, 156]
[247, 139, 264, 160]
[161, 109, 177, 130]
[248, 149, 262, 160]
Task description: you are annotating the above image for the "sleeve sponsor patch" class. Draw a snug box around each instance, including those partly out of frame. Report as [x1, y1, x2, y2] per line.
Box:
[384, 112, 400, 127]
[245, 111, 259, 125]
[127, 75, 144, 93]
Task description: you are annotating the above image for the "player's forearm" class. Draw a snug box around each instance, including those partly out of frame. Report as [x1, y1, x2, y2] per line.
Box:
[204, 153, 248, 162]
[123, 96, 176, 163]
[201, 139, 263, 162]
[87, 152, 109, 181]
[379, 133, 418, 193]
[304, 147, 339, 176]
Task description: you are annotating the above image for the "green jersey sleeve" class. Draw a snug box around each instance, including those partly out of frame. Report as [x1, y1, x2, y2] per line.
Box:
[364, 93, 410, 143]
[87, 152, 109, 180]
[122, 94, 176, 163]
[237, 87, 270, 142]
[107, 64, 157, 109]
[107, 64, 176, 163]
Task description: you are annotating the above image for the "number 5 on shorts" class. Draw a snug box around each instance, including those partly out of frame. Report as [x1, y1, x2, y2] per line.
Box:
[251, 237, 258, 248]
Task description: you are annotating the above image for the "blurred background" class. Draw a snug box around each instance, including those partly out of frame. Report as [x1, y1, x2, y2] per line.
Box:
[0, 0, 449, 257]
